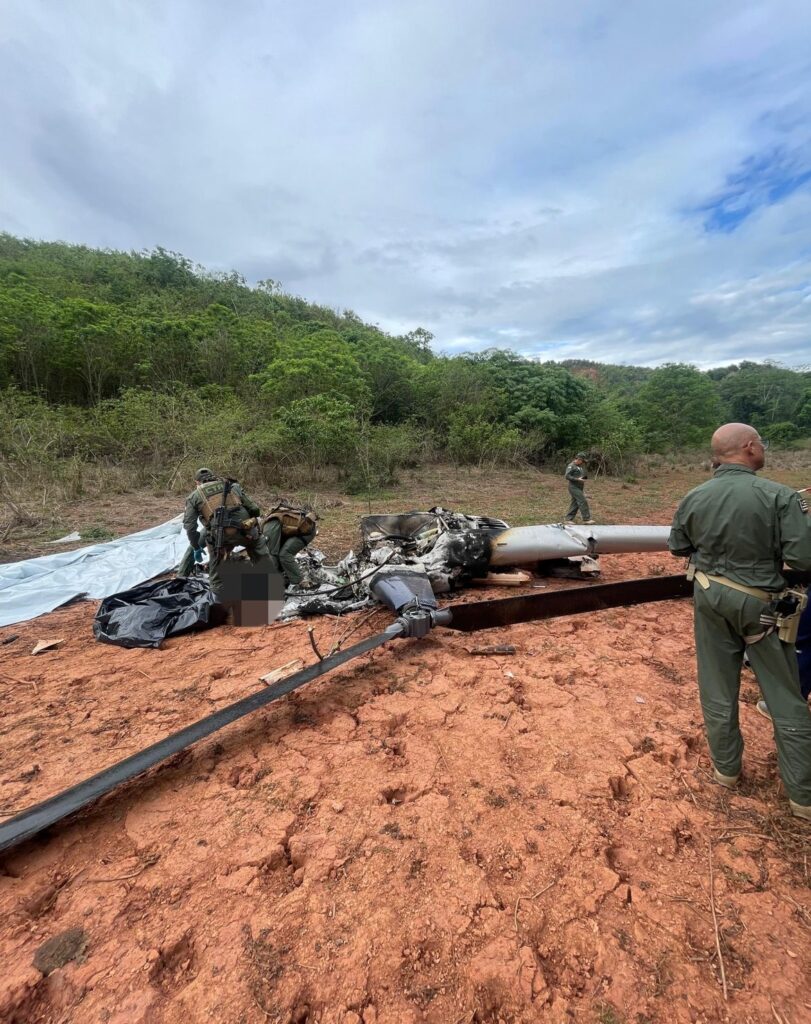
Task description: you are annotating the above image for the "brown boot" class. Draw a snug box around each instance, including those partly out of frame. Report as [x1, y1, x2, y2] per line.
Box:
[789, 800, 811, 822]
[713, 767, 740, 789]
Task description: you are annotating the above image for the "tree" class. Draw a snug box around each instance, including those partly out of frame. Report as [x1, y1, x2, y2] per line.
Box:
[446, 406, 524, 467]
[635, 364, 722, 451]
[402, 327, 435, 364]
[718, 361, 805, 430]
[274, 394, 359, 477]
[0, 283, 54, 393]
[252, 329, 372, 410]
[586, 398, 642, 473]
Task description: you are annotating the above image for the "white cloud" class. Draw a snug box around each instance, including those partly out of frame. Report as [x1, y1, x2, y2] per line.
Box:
[1, 0, 810, 366]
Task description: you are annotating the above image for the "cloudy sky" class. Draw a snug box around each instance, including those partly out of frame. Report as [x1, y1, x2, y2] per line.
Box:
[2, 1, 810, 367]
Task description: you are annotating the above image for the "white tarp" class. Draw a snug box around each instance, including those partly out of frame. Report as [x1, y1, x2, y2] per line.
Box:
[0, 517, 188, 628]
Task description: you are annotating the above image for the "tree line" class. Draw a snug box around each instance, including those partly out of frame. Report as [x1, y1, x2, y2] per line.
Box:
[1, 233, 809, 491]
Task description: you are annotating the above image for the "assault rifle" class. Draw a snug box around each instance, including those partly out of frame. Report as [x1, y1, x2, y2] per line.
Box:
[211, 477, 235, 558]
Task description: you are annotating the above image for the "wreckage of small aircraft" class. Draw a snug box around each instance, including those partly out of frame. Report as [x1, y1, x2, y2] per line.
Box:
[282, 508, 672, 619]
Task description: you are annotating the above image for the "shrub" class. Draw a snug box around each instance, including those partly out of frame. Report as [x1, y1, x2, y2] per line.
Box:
[446, 410, 525, 467]
[346, 421, 419, 493]
[766, 421, 801, 448]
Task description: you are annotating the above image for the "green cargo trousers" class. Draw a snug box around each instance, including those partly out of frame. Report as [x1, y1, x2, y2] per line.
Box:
[693, 581, 811, 806]
[565, 483, 591, 522]
[177, 544, 196, 577]
[262, 518, 312, 586]
[206, 533, 273, 600]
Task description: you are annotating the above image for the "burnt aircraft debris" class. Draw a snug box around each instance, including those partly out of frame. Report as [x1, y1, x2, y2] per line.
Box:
[282, 508, 671, 619]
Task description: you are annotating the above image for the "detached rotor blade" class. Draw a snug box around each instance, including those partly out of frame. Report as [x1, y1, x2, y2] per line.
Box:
[442, 574, 693, 632]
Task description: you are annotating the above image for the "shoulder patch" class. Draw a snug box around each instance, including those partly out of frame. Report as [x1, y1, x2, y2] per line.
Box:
[799, 496, 809, 514]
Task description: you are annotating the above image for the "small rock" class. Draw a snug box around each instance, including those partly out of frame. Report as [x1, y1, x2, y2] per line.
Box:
[33, 928, 88, 976]
[45, 970, 84, 1012]
[332, 801, 345, 813]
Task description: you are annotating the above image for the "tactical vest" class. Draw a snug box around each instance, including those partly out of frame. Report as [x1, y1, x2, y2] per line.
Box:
[196, 480, 242, 525]
[263, 501, 318, 539]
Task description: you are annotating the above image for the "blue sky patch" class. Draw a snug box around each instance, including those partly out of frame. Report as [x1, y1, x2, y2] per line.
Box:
[699, 147, 811, 233]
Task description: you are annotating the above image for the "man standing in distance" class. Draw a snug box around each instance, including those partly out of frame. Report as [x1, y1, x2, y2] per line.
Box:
[669, 423, 811, 821]
[564, 452, 595, 524]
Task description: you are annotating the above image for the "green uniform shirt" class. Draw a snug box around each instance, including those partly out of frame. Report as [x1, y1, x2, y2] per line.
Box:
[564, 462, 586, 489]
[182, 482, 261, 548]
[669, 463, 811, 590]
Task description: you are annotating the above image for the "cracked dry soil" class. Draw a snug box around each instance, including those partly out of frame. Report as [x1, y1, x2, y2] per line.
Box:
[1, 552, 810, 1024]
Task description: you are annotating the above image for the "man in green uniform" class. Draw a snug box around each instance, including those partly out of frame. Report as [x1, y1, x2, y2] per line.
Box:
[262, 501, 318, 590]
[564, 452, 595, 524]
[182, 468, 273, 598]
[669, 423, 811, 821]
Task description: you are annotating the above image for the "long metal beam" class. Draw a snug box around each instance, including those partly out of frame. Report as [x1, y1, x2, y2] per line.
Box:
[443, 573, 692, 631]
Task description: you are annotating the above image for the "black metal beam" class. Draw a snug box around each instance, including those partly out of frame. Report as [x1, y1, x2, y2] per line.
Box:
[441, 573, 693, 632]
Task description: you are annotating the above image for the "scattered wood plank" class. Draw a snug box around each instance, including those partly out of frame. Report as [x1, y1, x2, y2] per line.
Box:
[470, 572, 532, 587]
[259, 659, 305, 686]
[466, 643, 517, 656]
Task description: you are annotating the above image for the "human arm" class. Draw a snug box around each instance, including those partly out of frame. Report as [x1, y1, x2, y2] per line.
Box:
[779, 491, 811, 571]
[183, 497, 202, 548]
[668, 505, 695, 559]
[234, 485, 262, 518]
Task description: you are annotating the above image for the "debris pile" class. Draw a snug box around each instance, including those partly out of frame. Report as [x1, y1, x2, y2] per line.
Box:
[281, 507, 509, 618]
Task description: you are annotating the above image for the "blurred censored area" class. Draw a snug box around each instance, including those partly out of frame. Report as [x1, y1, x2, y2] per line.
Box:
[218, 561, 286, 626]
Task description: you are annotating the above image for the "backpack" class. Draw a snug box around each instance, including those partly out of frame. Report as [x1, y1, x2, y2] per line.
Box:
[264, 501, 318, 539]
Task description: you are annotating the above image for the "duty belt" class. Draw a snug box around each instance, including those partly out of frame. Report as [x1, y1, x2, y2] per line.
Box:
[690, 569, 806, 645]
[692, 571, 772, 603]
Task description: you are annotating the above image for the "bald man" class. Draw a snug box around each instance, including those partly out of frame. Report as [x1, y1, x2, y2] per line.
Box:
[669, 423, 811, 821]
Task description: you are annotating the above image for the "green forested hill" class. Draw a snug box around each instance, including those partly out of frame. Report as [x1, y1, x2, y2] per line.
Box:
[1, 234, 809, 493]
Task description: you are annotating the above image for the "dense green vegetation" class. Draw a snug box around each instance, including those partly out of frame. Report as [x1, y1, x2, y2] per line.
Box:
[1, 234, 809, 499]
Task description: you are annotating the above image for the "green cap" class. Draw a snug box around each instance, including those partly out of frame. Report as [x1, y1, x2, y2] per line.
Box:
[575, 452, 588, 460]
[195, 467, 215, 481]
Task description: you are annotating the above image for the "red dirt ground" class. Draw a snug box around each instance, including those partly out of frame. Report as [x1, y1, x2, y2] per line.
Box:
[1, 552, 810, 1024]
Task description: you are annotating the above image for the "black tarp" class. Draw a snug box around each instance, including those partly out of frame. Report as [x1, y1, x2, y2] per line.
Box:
[93, 577, 219, 649]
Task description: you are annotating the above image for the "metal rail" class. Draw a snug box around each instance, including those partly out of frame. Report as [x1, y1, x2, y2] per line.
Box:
[442, 573, 692, 631]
